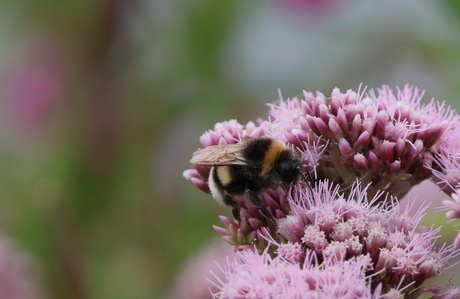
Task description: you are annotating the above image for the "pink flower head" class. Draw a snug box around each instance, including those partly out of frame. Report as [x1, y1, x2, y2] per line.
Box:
[213, 180, 460, 295]
[266, 85, 458, 200]
[210, 181, 460, 297]
[277, 181, 460, 295]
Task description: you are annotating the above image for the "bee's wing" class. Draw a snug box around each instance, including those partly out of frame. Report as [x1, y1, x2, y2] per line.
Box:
[190, 143, 247, 166]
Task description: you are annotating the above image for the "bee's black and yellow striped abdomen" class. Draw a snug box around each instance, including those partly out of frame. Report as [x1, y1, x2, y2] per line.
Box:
[196, 137, 304, 220]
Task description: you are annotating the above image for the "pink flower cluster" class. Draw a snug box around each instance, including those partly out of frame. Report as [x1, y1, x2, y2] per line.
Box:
[211, 247, 460, 299]
[184, 85, 460, 298]
[268, 85, 458, 199]
[212, 249, 378, 298]
[278, 181, 458, 295]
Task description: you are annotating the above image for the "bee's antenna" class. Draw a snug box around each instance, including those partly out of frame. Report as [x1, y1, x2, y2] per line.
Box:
[298, 167, 315, 198]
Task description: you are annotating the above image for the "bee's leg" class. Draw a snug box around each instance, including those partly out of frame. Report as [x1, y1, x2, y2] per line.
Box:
[223, 193, 240, 221]
[231, 207, 240, 222]
[245, 189, 273, 219]
[298, 166, 315, 199]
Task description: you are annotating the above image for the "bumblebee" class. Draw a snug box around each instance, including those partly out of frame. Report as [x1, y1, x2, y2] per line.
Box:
[190, 137, 310, 220]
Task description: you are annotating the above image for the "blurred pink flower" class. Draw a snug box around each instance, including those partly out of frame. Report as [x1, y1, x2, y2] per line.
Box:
[164, 239, 237, 299]
[2, 44, 67, 134]
[443, 189, 460, 220]
[0, 235, 44, 299]
[438, 188, 460, 248]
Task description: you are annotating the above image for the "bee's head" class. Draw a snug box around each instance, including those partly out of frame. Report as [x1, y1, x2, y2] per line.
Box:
[274, 149, 314, 196]
[275, 151, 302, 184]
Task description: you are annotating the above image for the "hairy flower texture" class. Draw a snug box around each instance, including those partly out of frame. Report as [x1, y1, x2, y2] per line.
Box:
[209, 247, 459, 298]
[210, 248, 385, 299]
[275, 181, 460, 296]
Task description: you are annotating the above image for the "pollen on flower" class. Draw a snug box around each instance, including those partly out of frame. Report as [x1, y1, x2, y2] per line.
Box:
[276, 242, 303, 263]
[346, 235, 363, 257]
[330, 222, 353, 242]
[323, 241, 348, 260]
[302, 225, 328, 253]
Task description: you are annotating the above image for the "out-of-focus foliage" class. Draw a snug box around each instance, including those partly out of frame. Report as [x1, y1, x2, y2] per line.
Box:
[0, 0, 459, 298]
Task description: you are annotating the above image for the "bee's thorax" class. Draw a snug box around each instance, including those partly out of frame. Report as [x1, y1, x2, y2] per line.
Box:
[260, 139, 286, 177]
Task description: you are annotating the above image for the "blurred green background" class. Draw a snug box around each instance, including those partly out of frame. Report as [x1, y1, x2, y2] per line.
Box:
[0, 1, 460, 298]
